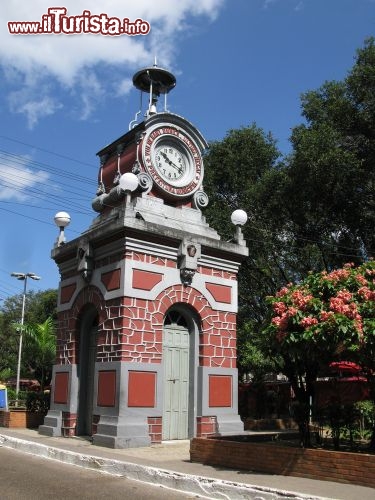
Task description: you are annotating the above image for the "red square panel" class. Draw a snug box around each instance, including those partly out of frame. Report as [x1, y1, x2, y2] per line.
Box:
[128, 371, 156, 407]
[97, 370, 116, 407]
[54, 372, 69, 404]
[209, 375, 232, 407]
[132, 270, 163, 291]
[101, 269, 121, 291]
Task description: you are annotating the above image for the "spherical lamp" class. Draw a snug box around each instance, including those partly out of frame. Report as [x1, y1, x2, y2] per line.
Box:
[119, 172, 139, 205]
[54, 211, 71, 247]
[119, 172, 139, 192]
[230, 209, 247, 244]
[231, 209, 248, 226]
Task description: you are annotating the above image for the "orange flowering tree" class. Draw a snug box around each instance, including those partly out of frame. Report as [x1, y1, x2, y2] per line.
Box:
[264, 261, 375, 409]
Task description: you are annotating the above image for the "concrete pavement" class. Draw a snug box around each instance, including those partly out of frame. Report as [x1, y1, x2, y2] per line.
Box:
[0, 428, 374, 500]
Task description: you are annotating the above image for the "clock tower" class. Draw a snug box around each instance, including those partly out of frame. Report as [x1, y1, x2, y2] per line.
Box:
[40, 65, 249, 448]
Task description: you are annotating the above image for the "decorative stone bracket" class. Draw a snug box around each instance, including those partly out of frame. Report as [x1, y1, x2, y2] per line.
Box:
[178, 239, 201, 286]
[77, 239, 94, 282]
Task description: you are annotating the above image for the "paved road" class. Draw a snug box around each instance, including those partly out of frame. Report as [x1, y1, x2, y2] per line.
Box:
[0, 447, 201, 500]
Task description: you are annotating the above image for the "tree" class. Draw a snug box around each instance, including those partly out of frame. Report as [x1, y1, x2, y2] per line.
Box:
[237, 320, 279, 382]
[202, 123, 338, 375]
[22, 317, 56, 391]
[284, 38, 375, 267]
[202, 125, 290, 314]
[202, 124, 294, 376]
[0, 289, 57, 377]
[263, 261, 375, 447]
[202, 39, 375, 378]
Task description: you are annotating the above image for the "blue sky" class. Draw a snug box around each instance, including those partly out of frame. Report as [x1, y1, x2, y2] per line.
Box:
[0, 0, 374, 299]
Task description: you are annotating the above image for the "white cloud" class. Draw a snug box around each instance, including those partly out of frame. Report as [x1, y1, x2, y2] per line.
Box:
[262, 0, 303, 10]
[1, 0, 225, 125]
[263, 0, 278, 8]
[0, 157, 50, 201]
[8, 90, 63, 128]
[116, 78, 134, 97]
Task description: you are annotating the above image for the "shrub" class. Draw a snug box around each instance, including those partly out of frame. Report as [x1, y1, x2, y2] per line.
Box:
[26, 391, 50, 414]
[354, 400, 375, 440]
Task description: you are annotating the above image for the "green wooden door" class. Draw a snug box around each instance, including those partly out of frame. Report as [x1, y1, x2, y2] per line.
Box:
[163, 324, 190, 440]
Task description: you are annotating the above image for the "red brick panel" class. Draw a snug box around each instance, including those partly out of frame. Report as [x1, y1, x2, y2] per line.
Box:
[196, 416, 217, 437]
[0, 411, 44, 429]
[62, 411, 77, 437]
[56, 286, 105, 365]
[128, 371, 156, 407]
[198, 267, 236, 281]
[126, 252, 177, 269]
[132, 269, 163, 290]
[56, 280, 239, 367]
[205, 283, 232, 304]
[97, 370, 116, 407]
[208, 375, 232, 407]
[101, 269, 121, 291]
[148, 416, 162, 443]
[60, 283, 77, 304]
[54, 372, 69, 404]
[200, 311, 237, 368]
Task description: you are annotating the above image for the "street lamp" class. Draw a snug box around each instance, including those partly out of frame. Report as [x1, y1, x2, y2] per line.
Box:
[10, 272, 41, 405]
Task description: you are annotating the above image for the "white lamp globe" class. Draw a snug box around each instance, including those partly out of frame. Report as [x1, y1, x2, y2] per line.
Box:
[119, 172, 139, 192]
[231, 209, 248, 226]
[54, 211, 71, 228]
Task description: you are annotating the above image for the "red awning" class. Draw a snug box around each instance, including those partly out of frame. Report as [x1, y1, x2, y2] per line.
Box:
[329, 361, 362, 373]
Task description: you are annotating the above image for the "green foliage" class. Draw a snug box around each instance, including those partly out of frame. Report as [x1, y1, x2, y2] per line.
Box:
[237, 321, 279, 380]
[23, 317, 57, 391]
[354, 400, 375, 439]
[286, 37, 375, 263]
[204, 123, 281, 241]
[0, 368, 13, 382]
[0, 289, 57, 377]
[323, 403, 354, 450]
[7, 388, 28, 407]
[26, 289, 58, 323]
[203, 124, 293, 374]
[316, 401, 375, 450]
[26, 391, 50, 414]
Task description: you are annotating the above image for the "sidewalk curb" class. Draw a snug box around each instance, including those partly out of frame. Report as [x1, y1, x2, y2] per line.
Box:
[0, 433, 329, 500]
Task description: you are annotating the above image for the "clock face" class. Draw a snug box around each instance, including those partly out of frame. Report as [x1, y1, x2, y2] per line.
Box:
[142, 124, 203, 197]
[153, 142, 187, 183]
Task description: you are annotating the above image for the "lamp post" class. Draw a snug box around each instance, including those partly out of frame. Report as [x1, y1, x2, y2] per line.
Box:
[230, 209, 248, 244]
[54, 211, 71, 247]
[11, 272, 41, 405]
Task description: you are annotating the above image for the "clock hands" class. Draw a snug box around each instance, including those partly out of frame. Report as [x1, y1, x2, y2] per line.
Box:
[159, 151, 183, 174]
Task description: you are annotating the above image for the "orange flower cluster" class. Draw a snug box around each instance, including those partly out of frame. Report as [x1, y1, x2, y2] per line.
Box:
[358, 286, 375, 301]
[323, 268, 351, 283]
[267, 261, 375, 343]
[300, 316, 319, 328]
[290, 289, 313, 310]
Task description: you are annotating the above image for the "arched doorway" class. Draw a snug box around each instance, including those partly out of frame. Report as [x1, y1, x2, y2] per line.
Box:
[162, 307, 199, 440]
[76, 304, 98, 436]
